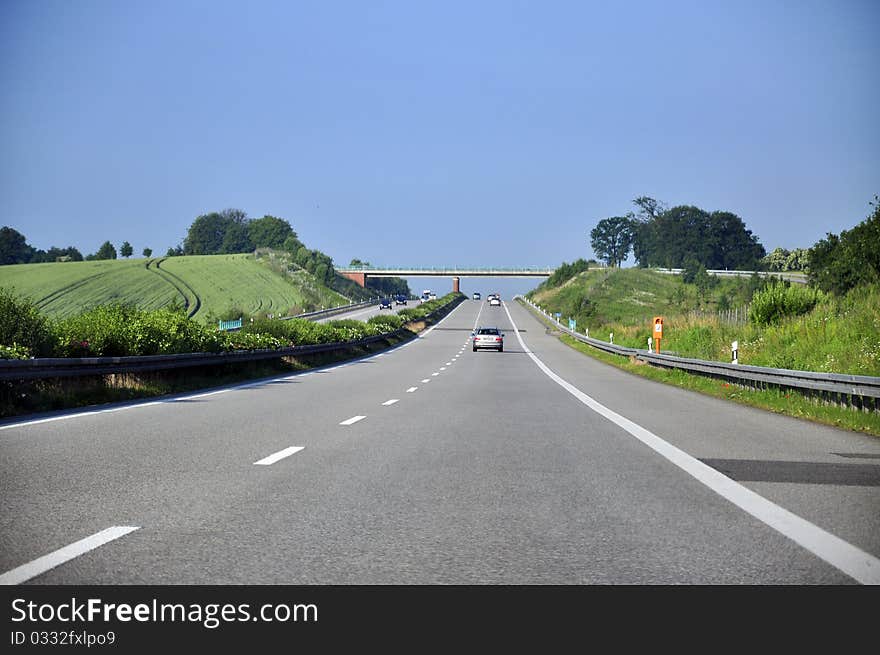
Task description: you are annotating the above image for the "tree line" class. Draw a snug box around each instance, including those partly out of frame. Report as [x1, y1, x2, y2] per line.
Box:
[588, 193, 879, 296]
[0, 227, 154, 265]
[589, 197, 765, 270]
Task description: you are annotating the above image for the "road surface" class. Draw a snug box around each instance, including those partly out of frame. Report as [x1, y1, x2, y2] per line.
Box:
[2, 298, 878, 584]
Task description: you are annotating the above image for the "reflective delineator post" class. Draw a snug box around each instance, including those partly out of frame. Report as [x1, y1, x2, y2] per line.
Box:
[732, 340, 739, 364]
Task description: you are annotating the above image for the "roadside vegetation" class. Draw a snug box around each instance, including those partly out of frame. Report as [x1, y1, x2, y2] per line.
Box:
[525, 195, 880, 434]
[0, 288, 463, 417]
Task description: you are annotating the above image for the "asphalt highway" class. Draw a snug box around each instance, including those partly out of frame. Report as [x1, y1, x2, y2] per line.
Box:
[1, 298, 879, 584]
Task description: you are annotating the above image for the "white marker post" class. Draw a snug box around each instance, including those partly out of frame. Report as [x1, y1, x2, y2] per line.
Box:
[648, 337, 653, 352]
[609, 332, 613, 344]
[732, 340, 739, 364]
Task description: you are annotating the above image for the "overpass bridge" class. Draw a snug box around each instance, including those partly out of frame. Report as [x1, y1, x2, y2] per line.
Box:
[336, 266, 556, 292]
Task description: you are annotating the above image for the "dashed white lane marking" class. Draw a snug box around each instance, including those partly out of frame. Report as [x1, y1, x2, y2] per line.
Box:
[406, 387, 418, 393]
[440, 367, 447, 371]
[0, 526, 140, 585]
[340, 415, 366, 426]
[504, 302, 880, 585]
[445, 362, 452, 365]
[254, 446, 304, 466]
[382, 399, 399, 406]
[431, 372, 439, 376]
[421, 379, 431, 383]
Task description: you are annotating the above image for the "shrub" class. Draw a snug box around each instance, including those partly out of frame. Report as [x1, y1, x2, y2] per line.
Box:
[367, 314, 404, 331]
[749, 282, 824, 326]
[54, 304, 221, 356]
[0, 287, 57, 357]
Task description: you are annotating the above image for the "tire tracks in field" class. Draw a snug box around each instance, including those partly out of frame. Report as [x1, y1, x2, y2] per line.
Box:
[35, 270, 115, 310]
[146, 258, 202, 318]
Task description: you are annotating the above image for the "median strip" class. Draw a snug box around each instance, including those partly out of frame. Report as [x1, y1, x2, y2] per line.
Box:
[253, 446, 304, 466]
[0, 526, 140, 585]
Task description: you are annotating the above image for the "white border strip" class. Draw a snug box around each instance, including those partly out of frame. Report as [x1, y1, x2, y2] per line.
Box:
[504, 302, 880, 585]
[0, 526, 140, 585]
[253, 446, 304, 466]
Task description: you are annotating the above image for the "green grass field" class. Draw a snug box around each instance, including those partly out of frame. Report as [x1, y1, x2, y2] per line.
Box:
[0, 252, 349, 323]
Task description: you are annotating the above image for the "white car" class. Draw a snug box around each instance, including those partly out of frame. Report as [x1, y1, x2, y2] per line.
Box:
[472, 326, 504, 352]
[488, 296, 501, 307]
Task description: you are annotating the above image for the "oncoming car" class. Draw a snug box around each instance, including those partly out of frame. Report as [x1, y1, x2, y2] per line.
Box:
[472, 326, 504, 352]
[378, 297, 393, 310]
[395, 294, 408, 305]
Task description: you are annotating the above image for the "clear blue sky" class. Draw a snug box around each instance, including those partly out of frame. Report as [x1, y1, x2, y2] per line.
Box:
[2, 0, 878, 297]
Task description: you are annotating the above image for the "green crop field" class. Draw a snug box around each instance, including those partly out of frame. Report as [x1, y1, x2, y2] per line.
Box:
[0, 252, 349, 322]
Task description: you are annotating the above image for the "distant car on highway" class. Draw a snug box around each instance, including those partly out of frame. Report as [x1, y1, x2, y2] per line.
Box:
[472, 292, 481, 300]
[488, 296, 501, 307]
[378, 297, 392, 310]
[472, 326, 504, 352]
[395, 294, 408, 305]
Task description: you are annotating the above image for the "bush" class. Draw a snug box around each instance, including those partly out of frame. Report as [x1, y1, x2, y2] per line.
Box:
[0, 287, 57, 357]
[54, 304, 221, 356]
[367, 314, 404, 331]
[749, 282, 824, 326]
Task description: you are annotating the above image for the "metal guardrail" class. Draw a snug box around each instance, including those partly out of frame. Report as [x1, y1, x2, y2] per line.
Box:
[0, 295, 463, 381]
[654, 268, 808, 284]
[286, 298, 378, 321]
[517, 297, 880, 411]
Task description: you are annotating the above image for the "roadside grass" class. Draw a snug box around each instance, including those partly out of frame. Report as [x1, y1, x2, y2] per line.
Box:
[527, 269, 880, 377]
[521, 301, 880, 437]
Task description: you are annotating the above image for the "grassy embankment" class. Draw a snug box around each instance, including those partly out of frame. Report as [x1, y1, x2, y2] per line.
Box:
[0, 251, 349, 323]
[525, 268, 880, 436]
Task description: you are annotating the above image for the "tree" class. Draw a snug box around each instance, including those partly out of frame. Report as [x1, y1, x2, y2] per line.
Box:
[142, 247, 153, 257]
[809, 195, 880, 295]
[95, 241, 117, 260]
[590, 216, 634, 267]
[120, 241, 133, 258]
[706, 211, 765, 269]
[248, 215, 294, 249]
[219, 221, 252, 253]
[184, 212, 231, 255]
[0, 226, 34, 265]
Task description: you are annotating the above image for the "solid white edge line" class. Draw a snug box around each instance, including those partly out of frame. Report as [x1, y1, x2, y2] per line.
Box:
[504, 301, 880, 585]
[0, 526, 140, 585]
[340, 415, 367, 426]
[253, 446, 305, 466]
[382, 399, 399, 406]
